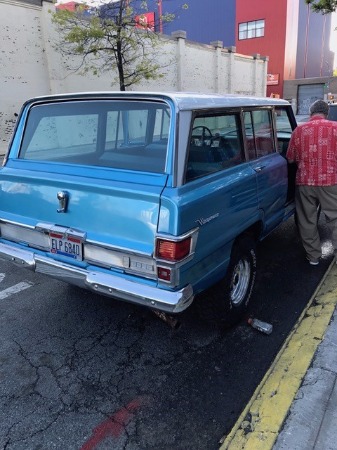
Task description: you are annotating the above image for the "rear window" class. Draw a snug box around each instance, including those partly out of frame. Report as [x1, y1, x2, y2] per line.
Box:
[19, 100, 170, 173]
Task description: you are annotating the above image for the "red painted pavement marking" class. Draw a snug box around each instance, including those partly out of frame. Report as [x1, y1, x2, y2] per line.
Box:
[80, 397, 146, 450]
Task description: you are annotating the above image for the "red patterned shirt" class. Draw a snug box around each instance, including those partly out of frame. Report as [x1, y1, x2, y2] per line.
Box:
[286, 116, 337, 186]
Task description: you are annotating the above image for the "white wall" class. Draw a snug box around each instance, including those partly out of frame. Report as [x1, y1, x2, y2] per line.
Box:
[0, 0, 268, 154]
[0, 1, 51, 152]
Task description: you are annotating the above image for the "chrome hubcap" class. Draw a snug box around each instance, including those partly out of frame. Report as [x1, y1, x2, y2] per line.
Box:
[230, 258, 251, 306]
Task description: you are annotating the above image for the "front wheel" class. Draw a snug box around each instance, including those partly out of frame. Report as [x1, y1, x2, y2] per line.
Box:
[197, 236, 257, 326]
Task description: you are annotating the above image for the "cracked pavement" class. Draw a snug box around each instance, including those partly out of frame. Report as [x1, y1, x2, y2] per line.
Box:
[0, 218, 333, 450]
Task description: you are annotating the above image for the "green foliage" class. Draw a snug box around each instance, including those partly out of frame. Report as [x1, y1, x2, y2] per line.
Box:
[305, 0, 337, 14]
[51, 0, 185, 90]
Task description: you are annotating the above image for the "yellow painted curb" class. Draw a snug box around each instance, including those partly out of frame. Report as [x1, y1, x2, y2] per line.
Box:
[220, 259, 337, 450]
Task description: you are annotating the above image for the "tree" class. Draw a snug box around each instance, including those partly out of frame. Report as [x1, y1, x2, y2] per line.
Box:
[52, 0, 187, 91]
[305, 0, 337, 14]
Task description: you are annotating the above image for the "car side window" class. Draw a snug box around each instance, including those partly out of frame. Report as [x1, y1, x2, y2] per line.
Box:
[274, 106, 296, 157]
[244, 109, 274, 160]
[186, 112, 243, 182]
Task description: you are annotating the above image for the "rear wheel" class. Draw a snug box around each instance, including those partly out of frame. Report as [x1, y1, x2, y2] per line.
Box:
[197, 236, 257, 326]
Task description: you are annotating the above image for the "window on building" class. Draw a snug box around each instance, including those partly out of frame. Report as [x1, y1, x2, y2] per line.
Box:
[238, 19, 265, 40]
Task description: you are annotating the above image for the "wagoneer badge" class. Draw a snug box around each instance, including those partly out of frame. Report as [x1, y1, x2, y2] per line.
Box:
[57, 191, 69, 213]
[196, 213, 219, 226]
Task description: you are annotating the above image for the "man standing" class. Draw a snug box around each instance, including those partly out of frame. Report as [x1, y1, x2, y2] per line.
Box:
[286, 99, 337, 265]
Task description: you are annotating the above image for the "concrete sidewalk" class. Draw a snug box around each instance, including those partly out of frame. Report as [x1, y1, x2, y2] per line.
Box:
[273, 305, 337, 449]
[220, 259, 337, 450]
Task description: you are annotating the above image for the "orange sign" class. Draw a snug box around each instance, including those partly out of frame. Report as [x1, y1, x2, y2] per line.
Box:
[267, 74, 279, 85]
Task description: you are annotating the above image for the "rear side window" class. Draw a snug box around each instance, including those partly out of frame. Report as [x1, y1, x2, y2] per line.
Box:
[19, 100, 170, 173]
[186, 113, 243, 182]
[243, 109, 274, 160]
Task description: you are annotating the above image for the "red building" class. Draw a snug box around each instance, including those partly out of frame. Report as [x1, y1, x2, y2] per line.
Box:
[236, 0, 300, 98]
[56, 1, 79, 11]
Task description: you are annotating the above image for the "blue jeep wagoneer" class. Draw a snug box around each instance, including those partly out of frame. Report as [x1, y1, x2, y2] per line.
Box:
[0, 92, 297, 325]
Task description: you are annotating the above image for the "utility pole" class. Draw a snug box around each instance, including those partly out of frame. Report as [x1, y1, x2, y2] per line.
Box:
[157, 0, 163, 33]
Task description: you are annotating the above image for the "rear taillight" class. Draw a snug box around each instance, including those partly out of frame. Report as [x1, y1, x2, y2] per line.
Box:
[156, 237, 191, 262]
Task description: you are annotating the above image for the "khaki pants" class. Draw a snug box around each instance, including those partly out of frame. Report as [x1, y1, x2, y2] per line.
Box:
[295, 185, 337, 259]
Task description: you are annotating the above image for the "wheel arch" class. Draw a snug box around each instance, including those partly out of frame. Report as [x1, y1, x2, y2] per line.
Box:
[233, 220, 263, 248]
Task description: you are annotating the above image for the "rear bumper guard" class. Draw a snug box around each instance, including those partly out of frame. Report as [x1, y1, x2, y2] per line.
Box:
[0, 242, 194, 313]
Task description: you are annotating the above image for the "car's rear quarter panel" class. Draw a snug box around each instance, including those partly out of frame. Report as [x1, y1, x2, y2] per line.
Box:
[159, 163, 260, 293]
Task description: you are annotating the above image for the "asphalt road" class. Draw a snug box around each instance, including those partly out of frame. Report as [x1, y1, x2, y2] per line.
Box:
[0, 216, 333, 450]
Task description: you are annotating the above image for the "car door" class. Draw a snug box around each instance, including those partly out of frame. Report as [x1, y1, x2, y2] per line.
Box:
[274, 105, 297, 204]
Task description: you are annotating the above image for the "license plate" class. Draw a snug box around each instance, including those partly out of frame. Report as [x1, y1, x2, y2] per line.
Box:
[49, 232, 83, 261]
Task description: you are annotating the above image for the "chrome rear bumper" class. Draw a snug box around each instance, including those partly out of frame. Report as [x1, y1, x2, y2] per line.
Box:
[0, 242, 194, 313]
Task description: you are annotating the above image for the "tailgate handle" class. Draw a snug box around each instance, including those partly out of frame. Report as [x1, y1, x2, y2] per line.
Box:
[57, 191, 69, 213]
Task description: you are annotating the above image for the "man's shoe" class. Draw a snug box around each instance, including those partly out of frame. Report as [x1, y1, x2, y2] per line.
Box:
[306, 257, 319, 266]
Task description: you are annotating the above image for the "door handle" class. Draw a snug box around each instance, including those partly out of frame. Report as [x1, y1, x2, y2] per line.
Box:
[253, 165, 265, 172]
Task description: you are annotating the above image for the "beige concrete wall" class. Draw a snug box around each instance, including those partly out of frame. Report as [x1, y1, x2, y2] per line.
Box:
[0, 0, 268, 154]
[0, 0, 51, 152]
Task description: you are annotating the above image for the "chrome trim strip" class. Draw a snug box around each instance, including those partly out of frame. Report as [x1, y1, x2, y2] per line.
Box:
[0, 221, 158, 280]
[84, 243, 157, 279]
[0, 218, 36, 230]
[35, 223, 86, 240]
[0, 223, 49, 250]
[35, 221, 151, 257]
[156, 227, 199, 242]
[0, 243, 194, 313]
[0, 219, 151, 257]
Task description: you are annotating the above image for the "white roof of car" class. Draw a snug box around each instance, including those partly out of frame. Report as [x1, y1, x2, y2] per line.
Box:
[27, 91, 290, 111]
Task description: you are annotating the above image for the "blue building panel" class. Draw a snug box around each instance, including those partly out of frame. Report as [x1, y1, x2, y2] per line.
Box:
[296, 1, 334, 78]
[147, 0, 236, 46]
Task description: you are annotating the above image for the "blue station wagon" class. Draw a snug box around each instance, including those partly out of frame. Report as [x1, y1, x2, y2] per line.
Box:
[0, 92, 297, 325]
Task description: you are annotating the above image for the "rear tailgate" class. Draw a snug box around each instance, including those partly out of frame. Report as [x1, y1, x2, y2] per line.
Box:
[0, 161, 167, 266]
[0, 162, 197, 313]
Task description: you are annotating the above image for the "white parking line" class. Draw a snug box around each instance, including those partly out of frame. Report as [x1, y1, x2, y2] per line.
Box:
[0, 281, 33, 300]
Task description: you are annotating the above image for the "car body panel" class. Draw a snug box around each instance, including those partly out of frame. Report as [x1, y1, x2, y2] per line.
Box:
[0, 92, 296, 314]
[0, 161, 166, 255]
